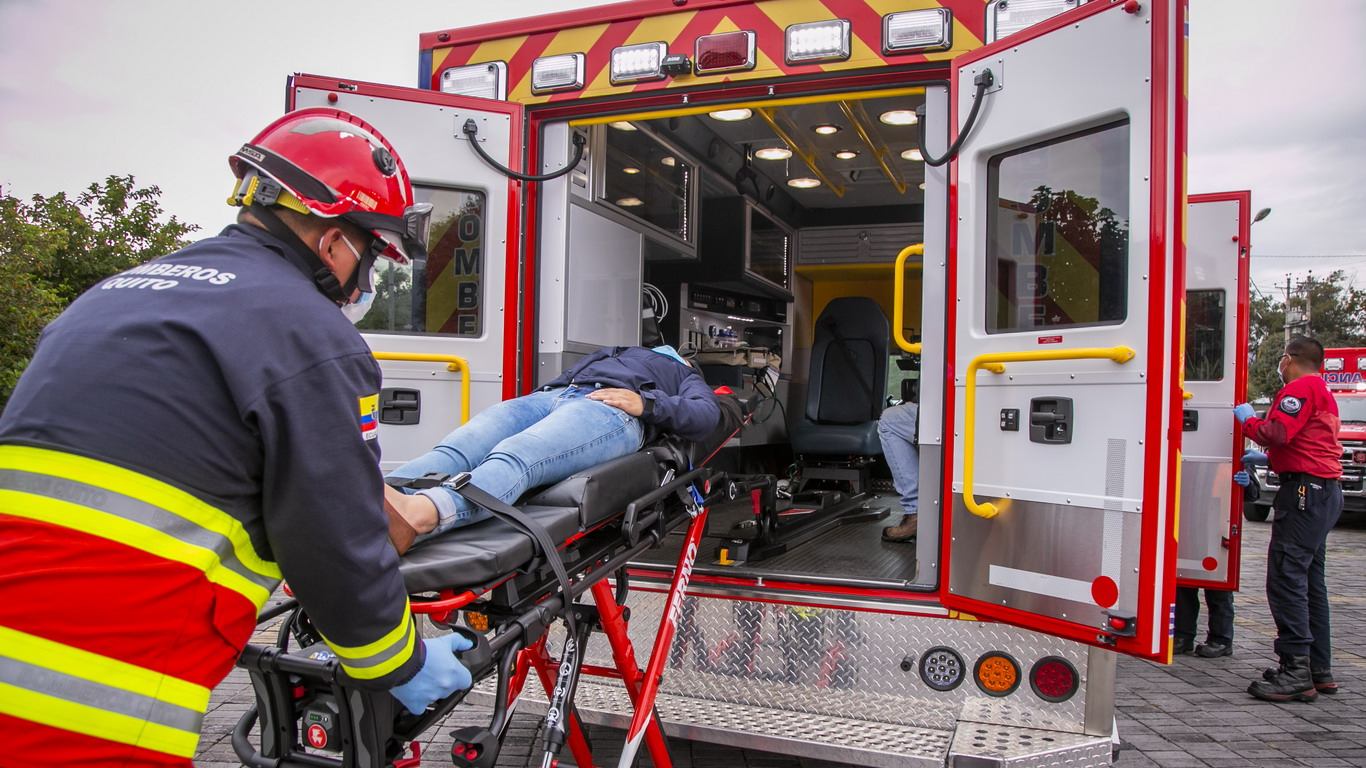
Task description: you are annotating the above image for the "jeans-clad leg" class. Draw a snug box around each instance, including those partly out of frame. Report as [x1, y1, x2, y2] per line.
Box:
[388, 388, 562, 483]
[397, 386, 645, 535]
[877, 403, 919, 516]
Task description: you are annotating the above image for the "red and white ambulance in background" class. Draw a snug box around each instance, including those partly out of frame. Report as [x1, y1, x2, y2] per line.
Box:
[262, 0, 1256, 763]
[1246, 348, 1366, 522]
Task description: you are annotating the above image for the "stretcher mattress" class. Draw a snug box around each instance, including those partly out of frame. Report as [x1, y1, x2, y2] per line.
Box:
[397, 451, 664, 593]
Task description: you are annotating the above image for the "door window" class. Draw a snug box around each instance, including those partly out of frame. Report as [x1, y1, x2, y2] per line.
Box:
[1184, 289, 1226, 381]
[356, 186, 487, 336]
[986, 121, 1131, 334]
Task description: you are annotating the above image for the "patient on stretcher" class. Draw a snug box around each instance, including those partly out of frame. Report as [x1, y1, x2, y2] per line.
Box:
[383, 345, 721, 553]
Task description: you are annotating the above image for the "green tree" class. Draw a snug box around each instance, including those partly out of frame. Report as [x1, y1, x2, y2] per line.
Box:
[0, 176, 197, 409]
[1246, 270, 1366, 401]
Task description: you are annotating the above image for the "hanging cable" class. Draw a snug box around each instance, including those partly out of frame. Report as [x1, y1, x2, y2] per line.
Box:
[462, 119, 586, 182]
[642, 282, 669, 321]
[915, 68, 995, 168]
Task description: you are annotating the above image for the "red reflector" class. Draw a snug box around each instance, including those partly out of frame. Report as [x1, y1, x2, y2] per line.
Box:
[1109, 617, 1128, 630]
[695, 31, 756, 74]
[714, 385, 735, 394]
[1354, 451, 1365, 464]
[1031, 658, 1077, 701]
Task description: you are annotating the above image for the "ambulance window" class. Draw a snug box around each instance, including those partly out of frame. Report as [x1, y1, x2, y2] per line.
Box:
[355, 186, 486, 337]
[1185, 290, 1226, 381]
[985, 120, 1130, 334]
[600, 127, 693, 244]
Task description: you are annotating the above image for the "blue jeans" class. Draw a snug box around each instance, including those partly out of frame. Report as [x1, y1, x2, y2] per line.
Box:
[389, 385, 645, 536]
[878, 403, 919, 516]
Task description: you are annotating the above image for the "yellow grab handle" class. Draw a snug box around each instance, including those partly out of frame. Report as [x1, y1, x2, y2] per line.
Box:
[961, 345, 1136, 519]
[371, 352, 472, 426]
[893, 244, 925, 355]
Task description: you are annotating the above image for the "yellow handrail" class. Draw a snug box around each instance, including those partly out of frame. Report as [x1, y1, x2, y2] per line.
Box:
[893, 244, 925, 354]
[371, 352, 471, 426]
[962, 345, 1136, 519]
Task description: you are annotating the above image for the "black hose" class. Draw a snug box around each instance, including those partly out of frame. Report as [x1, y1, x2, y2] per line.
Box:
[916, 68, 994, 168]
[463, 119, 586, 182]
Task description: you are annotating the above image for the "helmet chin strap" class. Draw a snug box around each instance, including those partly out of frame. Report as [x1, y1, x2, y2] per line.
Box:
[250, 203, 352, 306]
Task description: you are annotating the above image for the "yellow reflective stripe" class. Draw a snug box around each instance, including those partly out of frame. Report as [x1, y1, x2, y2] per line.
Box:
[322, 598, 418, 680]
[0, 446, 281, 605]
[0, 489, 274, 608]
[0, 625, 208, 758]
[0, 682, 200, 758]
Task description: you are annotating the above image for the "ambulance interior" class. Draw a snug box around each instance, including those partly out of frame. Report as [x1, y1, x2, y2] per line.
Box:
[558, 90, 937, 593]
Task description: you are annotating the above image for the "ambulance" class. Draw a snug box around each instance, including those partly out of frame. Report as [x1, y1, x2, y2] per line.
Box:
[275, 0, 1253, 763]
[1245, 347, 1366, 522]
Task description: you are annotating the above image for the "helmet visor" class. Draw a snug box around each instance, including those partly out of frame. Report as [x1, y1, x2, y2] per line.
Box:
[369, 202, 433, 266]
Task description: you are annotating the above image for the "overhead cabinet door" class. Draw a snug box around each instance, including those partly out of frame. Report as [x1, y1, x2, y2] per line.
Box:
[941, 0, 1185, 662]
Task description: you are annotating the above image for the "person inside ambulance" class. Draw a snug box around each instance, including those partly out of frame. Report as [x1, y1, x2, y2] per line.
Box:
[878, 401, 920, 542]
[1235, 335, 1344, 701]
[383, 345, 722, 547]
[0, 109, 471, 767]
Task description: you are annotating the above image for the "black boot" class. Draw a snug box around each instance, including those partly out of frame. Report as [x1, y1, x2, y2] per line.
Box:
[1262, 665, 1337, 694]
[1248, 654, 1316, 702]
[1172, 635, 1195, 656]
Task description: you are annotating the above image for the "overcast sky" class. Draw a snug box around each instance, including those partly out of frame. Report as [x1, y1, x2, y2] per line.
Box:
[2, 0, 1362, 295]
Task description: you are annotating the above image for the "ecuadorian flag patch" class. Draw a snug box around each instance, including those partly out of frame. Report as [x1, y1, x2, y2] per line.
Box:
[359, 394, 379, 440]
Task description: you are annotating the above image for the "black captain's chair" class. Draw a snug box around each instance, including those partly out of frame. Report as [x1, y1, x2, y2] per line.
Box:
[789, 296, 889, 495]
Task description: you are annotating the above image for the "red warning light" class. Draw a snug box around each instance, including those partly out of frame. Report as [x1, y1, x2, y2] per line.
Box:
[1108, 616, 1128, 631]
[1030, 657, 1079, 702]
[695, 31, 757, 74]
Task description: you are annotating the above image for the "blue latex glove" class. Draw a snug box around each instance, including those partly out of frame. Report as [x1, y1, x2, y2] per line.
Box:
[390, 633, 474, 715]
[1233, 403, 1255, 423]
[1234, 470, 1251, 487]
[1242, 449, 1268, 466]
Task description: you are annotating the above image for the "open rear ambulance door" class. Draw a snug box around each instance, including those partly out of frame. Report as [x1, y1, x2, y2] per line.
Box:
[289, 75, 524, 469]
[941, 0, 1185, 661]
[1177, 192, 1251, 590]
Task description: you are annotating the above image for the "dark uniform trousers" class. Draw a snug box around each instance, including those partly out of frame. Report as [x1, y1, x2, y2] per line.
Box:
[1174, 587, 1234, 645]
[1268, 473, 1343, 668]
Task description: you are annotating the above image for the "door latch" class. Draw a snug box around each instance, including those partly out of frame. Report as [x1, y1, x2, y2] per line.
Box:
[1029, 397, 1073, 445]
[379, 388, 421, 425]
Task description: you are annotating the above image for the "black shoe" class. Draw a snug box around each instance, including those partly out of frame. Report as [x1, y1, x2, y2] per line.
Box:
[1173, 636, 1195, 656]
[1248, 654, 1316, 702]
[1194, 640, 1232, 658]
[881, 514, 918, 543]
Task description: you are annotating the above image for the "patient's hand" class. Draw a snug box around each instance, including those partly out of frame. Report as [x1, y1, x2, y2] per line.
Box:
[587, 388, 644, 416]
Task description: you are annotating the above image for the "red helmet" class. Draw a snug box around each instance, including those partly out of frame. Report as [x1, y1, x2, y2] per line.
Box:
[229, 108, 431, 265]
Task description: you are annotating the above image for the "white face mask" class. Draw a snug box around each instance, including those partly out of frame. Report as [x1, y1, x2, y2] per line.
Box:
[341, 290, 374, 324]
[324, 233, 376, 324]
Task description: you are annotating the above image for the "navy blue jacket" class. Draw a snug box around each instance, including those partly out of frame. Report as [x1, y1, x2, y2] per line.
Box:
[0, 224, 420, 688]
[544, 347, 721, 443]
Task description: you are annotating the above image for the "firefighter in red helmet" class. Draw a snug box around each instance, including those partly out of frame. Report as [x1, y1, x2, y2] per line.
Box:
[0, 109, 464, 767]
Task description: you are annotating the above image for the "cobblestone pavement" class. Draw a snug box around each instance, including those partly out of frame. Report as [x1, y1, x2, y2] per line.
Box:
[196, 516, 1366, 767]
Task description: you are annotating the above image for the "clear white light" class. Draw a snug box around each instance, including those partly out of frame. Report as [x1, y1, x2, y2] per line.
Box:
[610, 42, 667, 84]
[1357, 356, 1366, 369]
[755, 147, 794, 160]
[616, 197, 645, 207]
[813, 124, 841, 135]
[880, 110, 919, 126]
[531, 53, 585, 94]
[918, 182, 926, 190]
[987, 0, 1084, 43]
[785, 19, 851, 63]
[787, 177, 821, 189]
[622, 167, 641, 174]
[1326, 358, 1345, 371]
[884, 9, 952, 53]
[833, 150, 859, 160]
[901, 148, 925, 161]
[660, 156, 677, 167]
[440, 62, 507, 100]
[709, 108, 754, 122]
[608, 121, 638, 131]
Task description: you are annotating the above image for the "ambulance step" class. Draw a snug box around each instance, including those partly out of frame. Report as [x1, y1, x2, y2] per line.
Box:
[948, 722, 1115, 766]
[471, 677, 951, 767]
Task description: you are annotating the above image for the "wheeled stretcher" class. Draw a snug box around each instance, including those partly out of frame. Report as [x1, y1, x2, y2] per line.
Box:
[233, 403, 744, 768]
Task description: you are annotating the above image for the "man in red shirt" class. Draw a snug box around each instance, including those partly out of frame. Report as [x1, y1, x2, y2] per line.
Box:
[1235, 336, 1344, 702]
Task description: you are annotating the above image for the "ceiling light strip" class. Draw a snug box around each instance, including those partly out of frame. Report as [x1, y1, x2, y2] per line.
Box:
[755, 108, 845, 198]
[836, 100, 907, 194]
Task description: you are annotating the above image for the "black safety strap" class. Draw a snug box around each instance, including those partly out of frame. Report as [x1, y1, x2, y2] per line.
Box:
[822, 316, 876, 418]
[440, 473, 579, 639]
[250, 203, 352, 306]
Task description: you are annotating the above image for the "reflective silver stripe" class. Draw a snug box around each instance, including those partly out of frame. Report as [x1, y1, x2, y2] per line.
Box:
[0, 655, 204, 734]
[334, 619, 416, 672]
[0, 468, 279, 595]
